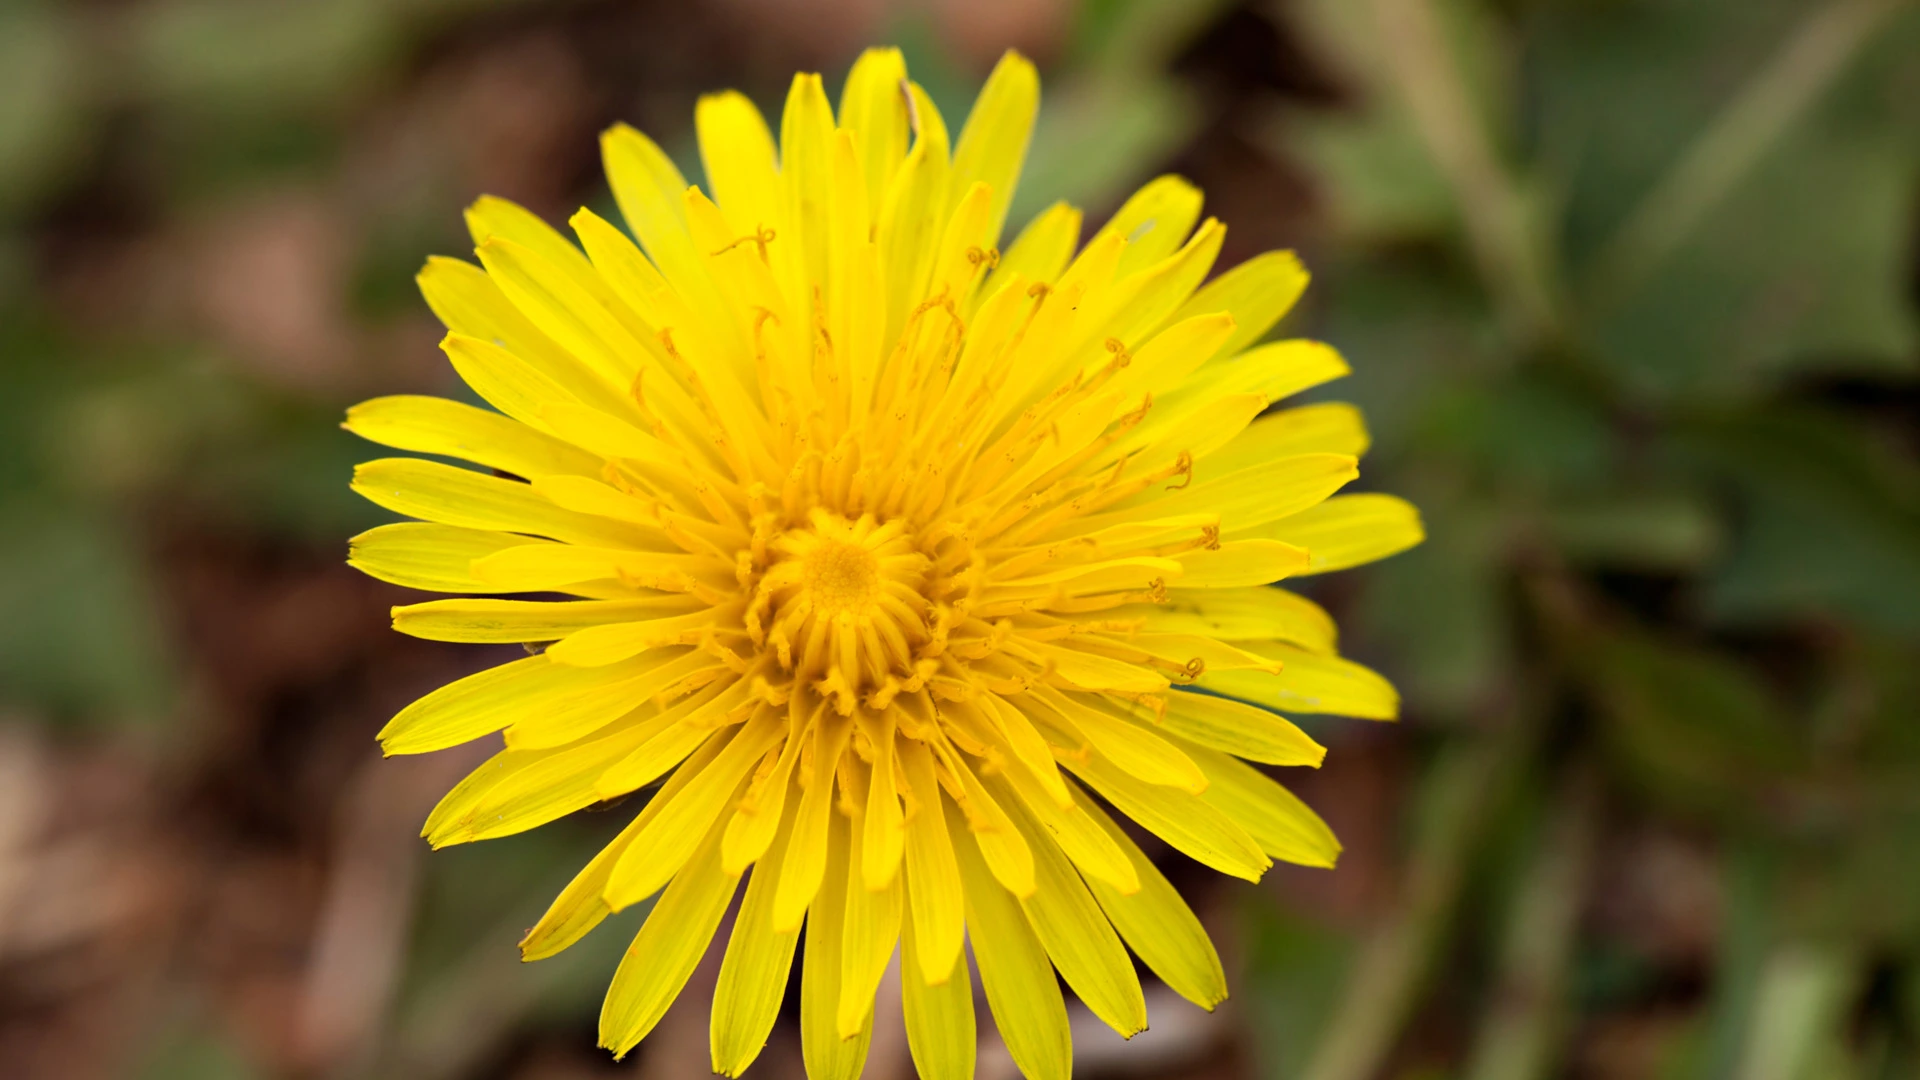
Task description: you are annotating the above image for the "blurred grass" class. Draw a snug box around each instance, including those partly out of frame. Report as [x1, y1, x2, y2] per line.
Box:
[0, 0, 1915, 1077]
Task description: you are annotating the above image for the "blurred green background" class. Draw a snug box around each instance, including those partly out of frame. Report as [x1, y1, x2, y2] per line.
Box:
[0, 0, 1915, 1077]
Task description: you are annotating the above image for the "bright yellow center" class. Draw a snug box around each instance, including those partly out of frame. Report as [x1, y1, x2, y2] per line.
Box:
[800, 538, 880, 614]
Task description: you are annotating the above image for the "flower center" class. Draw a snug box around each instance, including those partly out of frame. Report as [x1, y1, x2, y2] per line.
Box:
[801, 539, 881, 615]
[747, 509, 937, 714]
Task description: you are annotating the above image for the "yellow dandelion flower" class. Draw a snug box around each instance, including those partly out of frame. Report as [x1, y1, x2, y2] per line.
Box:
[345, 47, 1423, 1080]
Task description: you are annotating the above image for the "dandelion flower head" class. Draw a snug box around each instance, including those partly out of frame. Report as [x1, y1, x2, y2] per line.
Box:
[345, 47, 1423, 1080]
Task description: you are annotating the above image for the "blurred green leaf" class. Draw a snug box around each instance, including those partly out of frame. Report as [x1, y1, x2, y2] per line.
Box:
[1539, 0, 1920, 392]
[1589, 631, 1801, 817]
[0, 503, 173, 724]
[1545, 491, 1723, 570]
[1681, 408, 1920, 635]
[0, 4, 90, 219]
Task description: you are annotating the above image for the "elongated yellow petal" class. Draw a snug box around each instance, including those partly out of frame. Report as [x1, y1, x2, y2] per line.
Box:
[1147, 690, 1326, 767]
[348, 522, 540, 595]
[1173, 539, 1313, 587]
[436, 331, 582, 435]
[837, 803, 903, 1037]
[505, 650, 721, 750]
[1073, 788, 1228, 1009]
[605, 713, 784, 908]
[1207, 402, 1370, 476]
[800, 815, 874, 1080]
[901, 911, 975, 1080]
[423, 718, 658, 847]
[1205, 642, 1401, 719]
[838, 46, 909, 221]
[344, 395, 601, 480]
[987, 768, 1138, 895]
[1063, 749, 1270, 881]
[417, 257, 625, 416]
[1122, 586, 1338, 652]
[391, 597, 700, 643]
[696, 89, 781, 237]
[773, 714, 853, 931]
[950, 800, 1070, 1080]
[899, 739, 965, 983]
[986, 201, 1079, 293]
[1031, 687, 1205, 792]
[1176, 736, 1341, 867]
[876, 80, 951, 341]
[950, 49, 1039, 245]
[710, 799, 801, 1077]
[1168, 248, 1309, 358]
[780, 72, 836, 297]
[520, 730, 734, 962]
[545, 604, 741, 667]
[599, 816, 740, 1058]
[594, 679, 745, 792]
[1090, 174, 1204, 275]
[1004, 798, 1146, 1038]
[378, 652, 661, 756]
[1248, 493, 1427, 572]
[352, 457, 653, 549]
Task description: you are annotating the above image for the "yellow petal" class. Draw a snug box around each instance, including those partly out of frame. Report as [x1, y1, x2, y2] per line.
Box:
[417, 257, 625, 416]
[1124, 586, 1338, 652]
[377, 652, 659, 756]
[464, 195, 603, 295]
[1004, 797, 1146, 1038]
[1085, 452, 1358, 534]
[391, 597, 701, 643]
[437, 331, 582, 435]
[351, 457, 654, 549]
[900, 739, 965, 983]
[720, 716, 803, 875]
[1062, 749, 1270, 881]
[343, 395, 600, 480]
[950, 49, 1039, 245]
[1147, 691, 1326, 767]
[1172, 539, 1312, 587]
[604, 711, 785, 909]
[987, 768, 1138, 895]
[1100, 217, 1225, 348]
[1247, 493, 1426, 572]
[901, 911, 976, 1080]
[1031, 687, 1205, 793]
[780, 72, 836, 294]
[504, 649, 722, 750]
[1088, 174, 1204, 275]
[837, 802, 903, 1038]
[599, 815, 740, 1058]
[519, 730, 734, 961]
[1177, 737, 1341, 868]
[876, 80, 952, 340]
[347, 522, 539, 595]
[422, 719, 658, 847]
[838, 46, 910, 221]
[773, 714, 854, 931]
[860, 712, 907, 890]
[593, 679, 747, 791]
[1206, 403, 1370, 477]
[710, 798, 801, 1077]
[800, 814, 874, 1080]
[1026, 640, 1171, 695]
[985, 201, 1079, 294]
[469, 543, 729, 594]
[544, 604, 741, 667]
[1072, 789, 1228, 1010]
[696, 89, 781, 237]
[1168, 248, 1309, 359]
[950, 800, 1071, 1080]
[938, 746, 1035, 898]
[1205, 642, 1401, 719]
